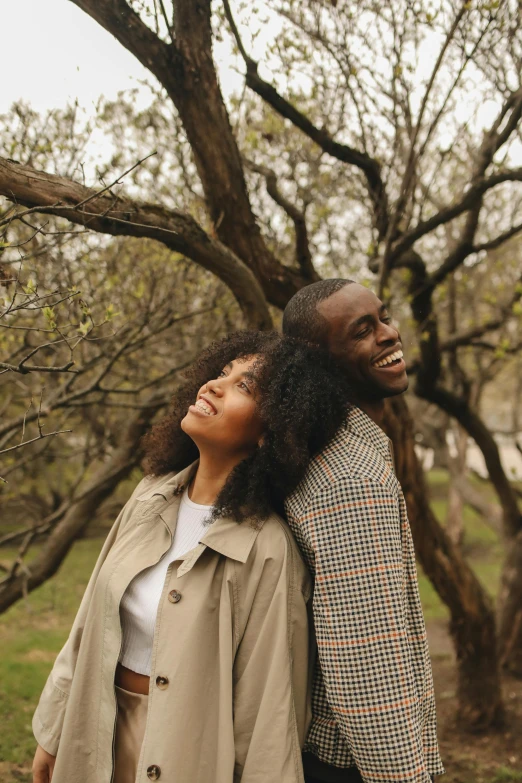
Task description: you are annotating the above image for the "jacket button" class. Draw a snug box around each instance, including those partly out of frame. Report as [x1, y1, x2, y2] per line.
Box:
[147, 765, 161, 780]
[156, 675, 169, 690]
[168, 589, 182, 603]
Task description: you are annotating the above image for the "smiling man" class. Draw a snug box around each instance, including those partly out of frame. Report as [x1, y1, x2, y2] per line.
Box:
[283, 280, 444, 783]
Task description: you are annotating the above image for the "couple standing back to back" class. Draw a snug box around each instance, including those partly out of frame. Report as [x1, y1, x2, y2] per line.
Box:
[32, 279, 443, 783]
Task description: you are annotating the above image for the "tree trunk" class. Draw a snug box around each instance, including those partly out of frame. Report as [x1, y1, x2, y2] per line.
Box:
[446, 479, 465, 547]
[418, 385, 522, 673]
[383, 396, 504, 729]
[424, 386, 522, 538]
[446, 425, 468, 547]
[498, 530, 522, 676]
[0, 402, 160, 614]
[455, 476, 502, 535]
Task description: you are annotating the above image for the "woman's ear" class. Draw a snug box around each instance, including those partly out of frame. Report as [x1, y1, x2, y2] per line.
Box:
[257, 434, 265, 448]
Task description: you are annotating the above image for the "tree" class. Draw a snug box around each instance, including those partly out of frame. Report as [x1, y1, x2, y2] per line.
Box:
[2, 0, 522, 728]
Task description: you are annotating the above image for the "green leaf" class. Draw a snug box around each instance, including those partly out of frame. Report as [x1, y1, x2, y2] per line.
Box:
[42, 307, 56, 330]
[78, 298, 91, 317]
[105, 303, 120, 321]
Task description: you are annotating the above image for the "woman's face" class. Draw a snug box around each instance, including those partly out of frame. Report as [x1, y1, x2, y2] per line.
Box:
[181, 356, 264, 458]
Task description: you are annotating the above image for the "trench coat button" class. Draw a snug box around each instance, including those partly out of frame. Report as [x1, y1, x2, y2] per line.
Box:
[147, 765, 161, 780]
[156, 675, 169, 690]
[168, 589, 182, 603]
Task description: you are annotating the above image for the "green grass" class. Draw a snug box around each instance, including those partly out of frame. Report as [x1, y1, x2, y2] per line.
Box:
[491, 768, 522, 782]
[0, 539, 100, 771]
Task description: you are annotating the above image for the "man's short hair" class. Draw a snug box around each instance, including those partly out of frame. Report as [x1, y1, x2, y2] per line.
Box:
[282, 279, 355, 344]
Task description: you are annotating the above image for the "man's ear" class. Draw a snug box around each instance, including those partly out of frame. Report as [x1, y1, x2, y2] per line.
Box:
[257, 434, 265, 448]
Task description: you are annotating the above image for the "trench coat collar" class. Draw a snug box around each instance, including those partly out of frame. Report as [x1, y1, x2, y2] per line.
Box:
[136, 460, 264, 574]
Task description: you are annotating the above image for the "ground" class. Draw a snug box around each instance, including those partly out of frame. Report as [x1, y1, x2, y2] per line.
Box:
[428, 621, 522, 783]
[1, 470, 521, 782]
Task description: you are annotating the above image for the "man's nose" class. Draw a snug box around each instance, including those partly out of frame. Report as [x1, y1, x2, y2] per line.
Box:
[376, 320, 399, 343]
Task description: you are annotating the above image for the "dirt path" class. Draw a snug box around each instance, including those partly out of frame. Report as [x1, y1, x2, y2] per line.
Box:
[429, 619, 522, 783]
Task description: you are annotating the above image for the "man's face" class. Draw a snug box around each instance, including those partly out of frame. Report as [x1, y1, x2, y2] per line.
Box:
[317, 284, 408, 400]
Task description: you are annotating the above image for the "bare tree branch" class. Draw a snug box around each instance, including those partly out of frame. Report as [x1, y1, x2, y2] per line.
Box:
[245, 159, 318, 280]
[221, 0, 389, 240]
[0, 156, 271, 328]
[473, 221, 522, 253]
[378, 2, 471, 296]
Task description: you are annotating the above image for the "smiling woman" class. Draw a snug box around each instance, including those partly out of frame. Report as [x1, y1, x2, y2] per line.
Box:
[31, 330, 352, 783]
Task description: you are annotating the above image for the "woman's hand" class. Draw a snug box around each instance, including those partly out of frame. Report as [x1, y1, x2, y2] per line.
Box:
[32, 745, 56, 783]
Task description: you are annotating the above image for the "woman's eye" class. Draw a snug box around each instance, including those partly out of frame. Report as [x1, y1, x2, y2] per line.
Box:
[239, 381, 251, 393]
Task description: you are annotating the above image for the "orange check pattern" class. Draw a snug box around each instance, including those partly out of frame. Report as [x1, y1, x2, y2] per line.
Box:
[285, 406, 444, 783]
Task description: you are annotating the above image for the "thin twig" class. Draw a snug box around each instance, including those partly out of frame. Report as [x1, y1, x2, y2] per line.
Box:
[1, 429, 72, 457]
[72, 152, 158, 211]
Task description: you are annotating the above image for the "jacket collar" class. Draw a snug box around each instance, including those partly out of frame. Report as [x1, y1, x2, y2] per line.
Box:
[135, 461, 198, 502]
[136, 460, 264, 573]
[344, 404, 394, 467]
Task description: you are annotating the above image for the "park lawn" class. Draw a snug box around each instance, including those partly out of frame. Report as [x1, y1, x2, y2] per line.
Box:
[0, 470, 516, 782]
[0, 540, 99, 775]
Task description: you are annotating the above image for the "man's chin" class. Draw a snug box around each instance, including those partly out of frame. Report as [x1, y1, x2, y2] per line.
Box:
[380, 378, 409, 398]
[358, 376, 409, 401]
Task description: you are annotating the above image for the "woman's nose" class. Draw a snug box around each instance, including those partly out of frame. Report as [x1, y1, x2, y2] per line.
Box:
[205, 378, 223, 396]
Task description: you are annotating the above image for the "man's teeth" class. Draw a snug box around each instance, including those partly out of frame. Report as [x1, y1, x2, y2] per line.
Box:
[195, 399, 215, 415]
[374, 349, 404, 368]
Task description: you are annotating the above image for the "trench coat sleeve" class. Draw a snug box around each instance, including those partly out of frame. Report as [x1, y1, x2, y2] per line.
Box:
[32, 477, 149, 756]
[232, 529, 311, 783]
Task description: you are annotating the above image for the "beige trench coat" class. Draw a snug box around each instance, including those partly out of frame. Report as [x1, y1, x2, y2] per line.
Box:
[33, 462, 312, 783]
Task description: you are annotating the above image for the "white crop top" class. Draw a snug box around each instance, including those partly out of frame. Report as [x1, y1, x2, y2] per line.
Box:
[119, 487, 211, 675]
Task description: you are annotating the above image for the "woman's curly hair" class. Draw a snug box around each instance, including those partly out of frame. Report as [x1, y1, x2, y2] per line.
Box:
[142, 331, 352, 524]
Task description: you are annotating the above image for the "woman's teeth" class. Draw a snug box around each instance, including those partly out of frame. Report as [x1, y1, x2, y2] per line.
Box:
[374, 349, 404, 368]
[195, 399, 216, 415]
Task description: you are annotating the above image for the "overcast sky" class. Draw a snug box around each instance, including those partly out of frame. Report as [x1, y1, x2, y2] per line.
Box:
[0, 1, 153, 113]
[2, 2, 519, 166]
[0, 0, 258, 117]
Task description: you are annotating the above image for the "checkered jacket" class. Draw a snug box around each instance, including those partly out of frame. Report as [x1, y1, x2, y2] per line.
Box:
[285, 405, 444, 783]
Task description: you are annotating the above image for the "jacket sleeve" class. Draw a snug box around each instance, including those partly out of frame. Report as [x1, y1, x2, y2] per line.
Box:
[303, 477, 432, 783]
[232, 529, 311, 783]
[32, 477, 148, 755]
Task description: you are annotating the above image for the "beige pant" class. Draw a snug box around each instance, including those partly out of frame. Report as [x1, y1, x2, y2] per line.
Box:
[113, 685, 148, 783]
